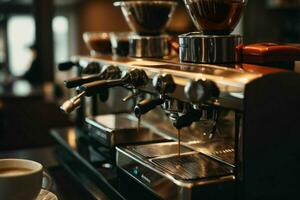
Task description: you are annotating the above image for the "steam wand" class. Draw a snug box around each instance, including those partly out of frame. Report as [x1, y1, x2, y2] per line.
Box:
[60, 69, 148, 114]
[60, 91, 86, 114]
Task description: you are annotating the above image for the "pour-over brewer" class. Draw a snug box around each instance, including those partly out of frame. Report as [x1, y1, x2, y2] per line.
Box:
[114, 1, 177, 58]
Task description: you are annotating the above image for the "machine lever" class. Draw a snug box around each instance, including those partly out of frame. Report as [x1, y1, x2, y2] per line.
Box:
[134, 98, 164, 117]
[173, 109, 202, 130]
[64, 65, 121, 88]
[58, 61, 78, 71]
[78, 69, 148, 96]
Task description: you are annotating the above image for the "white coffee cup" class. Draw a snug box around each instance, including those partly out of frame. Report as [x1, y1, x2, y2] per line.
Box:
[0, 159, 52, 200]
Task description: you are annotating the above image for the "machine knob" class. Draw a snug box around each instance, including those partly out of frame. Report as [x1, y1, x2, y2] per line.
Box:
[152, 74, 176, 94]
[58, 61, 78, 71]
[127, 69, 149, 88]
[184, 80, 220, 103]
[82, 62, 102, 74]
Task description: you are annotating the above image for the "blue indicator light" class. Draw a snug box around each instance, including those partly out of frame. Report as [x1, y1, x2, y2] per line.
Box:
[132, 167, 139, 175]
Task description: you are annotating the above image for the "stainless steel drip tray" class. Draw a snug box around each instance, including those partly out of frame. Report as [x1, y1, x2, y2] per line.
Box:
[86, 114, 167, 147]
[150, 152, 233, 181]
[129, 142, 193, 158]
[188, 140, 235, 166]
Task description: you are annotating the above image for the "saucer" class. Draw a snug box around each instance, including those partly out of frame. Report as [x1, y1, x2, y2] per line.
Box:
[36, 189, 58, 200]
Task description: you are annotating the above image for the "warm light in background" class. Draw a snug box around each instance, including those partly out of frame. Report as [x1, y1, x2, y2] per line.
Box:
[8, 16, 35, 76]
[7, 15, 70, 78]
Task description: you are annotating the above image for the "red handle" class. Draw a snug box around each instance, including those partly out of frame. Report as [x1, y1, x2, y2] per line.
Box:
[168, 37, 179, 54]
[242, 43, 300, 63]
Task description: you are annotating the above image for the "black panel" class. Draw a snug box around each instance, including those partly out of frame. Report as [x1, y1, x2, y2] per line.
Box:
[243, 72, 300, 199]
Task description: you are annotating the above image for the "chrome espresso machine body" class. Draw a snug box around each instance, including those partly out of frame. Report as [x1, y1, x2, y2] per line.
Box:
[67, 55, 300, 200]
[58, 1, 300, 199]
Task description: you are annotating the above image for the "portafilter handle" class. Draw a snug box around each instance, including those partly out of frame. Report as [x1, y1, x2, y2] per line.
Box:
[134, 98, 164, 118]
[58, 61, 103, 74]
[58, 61, 78, 71]
[78, 69, 148, 96]
[173, 109, 202, 130]
[64, 66, 121, 88]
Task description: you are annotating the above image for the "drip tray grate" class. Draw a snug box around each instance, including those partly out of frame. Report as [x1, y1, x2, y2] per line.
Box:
[151, 153, 233, 181]
[131, 142, 192, 158]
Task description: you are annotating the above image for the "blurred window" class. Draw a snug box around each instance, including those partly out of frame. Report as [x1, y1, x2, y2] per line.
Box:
[7, 16, 35, 76]
[7, 15, 70, 78]
[53, 16, 70, 82]
[53, 16, 69, 64]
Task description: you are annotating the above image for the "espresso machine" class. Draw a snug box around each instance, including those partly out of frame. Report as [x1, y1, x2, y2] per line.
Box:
[57, 0, 300, 199]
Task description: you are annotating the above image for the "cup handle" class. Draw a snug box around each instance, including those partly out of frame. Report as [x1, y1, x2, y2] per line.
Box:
[42, 171, 53, 191]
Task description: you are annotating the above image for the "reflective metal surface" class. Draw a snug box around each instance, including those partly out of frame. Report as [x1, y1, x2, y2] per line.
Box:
[129, 142, 193, 158]
[129, 35, 171, 58]
[183, 0, 246, 35]
[75, 55, 267, 110]
[188, 140, 235, 166]
[116, 144, 235, 200]
[86, 114, 166, 147]
[179, 33, 243, 64]
[150, 152, 233, 181]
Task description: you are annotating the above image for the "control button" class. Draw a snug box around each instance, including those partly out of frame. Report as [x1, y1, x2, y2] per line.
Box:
[152, 74, 176, 94]
[184, 79, 220, 103]
[128, 69, 149, 87]
[132, 166, 140, 176]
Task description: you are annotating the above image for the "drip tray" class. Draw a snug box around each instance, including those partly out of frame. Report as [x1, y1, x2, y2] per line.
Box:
[151, 153, 233, 181]
[130, 142, 193, 158]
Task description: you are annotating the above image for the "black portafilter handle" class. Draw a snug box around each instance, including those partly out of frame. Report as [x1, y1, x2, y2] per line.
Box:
[58, 61, 102, 75]
[134, 98, 164, 118]
[64, 75, 102, 89]
[58, 61, 78, 71]
[78, 69, 148, 97]
[64, 66, 121, 88]
[173, 109, 202, 130]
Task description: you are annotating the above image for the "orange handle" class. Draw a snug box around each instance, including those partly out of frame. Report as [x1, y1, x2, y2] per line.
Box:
[168, 38, 179, 54]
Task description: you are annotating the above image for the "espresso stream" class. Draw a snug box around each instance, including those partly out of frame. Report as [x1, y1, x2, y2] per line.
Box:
[177, 129, 181, 157]
[137, 116, 141, 133]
